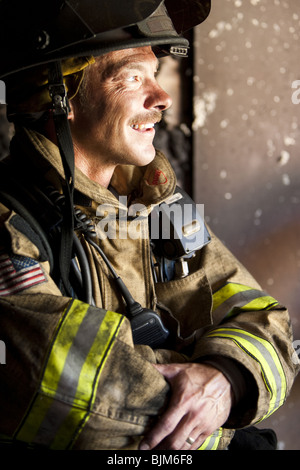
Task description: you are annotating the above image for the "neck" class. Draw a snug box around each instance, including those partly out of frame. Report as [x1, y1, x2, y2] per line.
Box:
[36, 114, 114, 188]
[73, 141, 115, 188]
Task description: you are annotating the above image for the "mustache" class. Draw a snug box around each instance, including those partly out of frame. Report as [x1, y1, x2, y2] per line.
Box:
[129, 111, 163, 126]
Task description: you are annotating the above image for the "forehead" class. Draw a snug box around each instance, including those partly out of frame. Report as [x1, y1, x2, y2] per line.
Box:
[95, 46, 159, 77]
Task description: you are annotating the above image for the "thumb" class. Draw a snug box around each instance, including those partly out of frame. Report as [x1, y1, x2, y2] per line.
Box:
[152, 362, 183, 380]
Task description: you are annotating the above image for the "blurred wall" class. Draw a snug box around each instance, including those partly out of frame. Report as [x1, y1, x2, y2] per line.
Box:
[193, 0, 300, 449]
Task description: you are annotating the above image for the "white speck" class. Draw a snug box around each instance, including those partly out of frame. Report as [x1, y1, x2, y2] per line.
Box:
[255, 209, 262, 218]
[278, 150, 290, 166]
[245, 41, 252, 49]
[209, 29, 218, 39]
[282, 174, 290, 185]
[224, 192, 232, 200]
[227, 88, 234, 96]
[284, 136, 296, 146]
[193, 91, 218, 130]
[267, 278, 274, 286]
[220, 119, 229, 129]
[235, 0, 242, 6]
[220, 170, 227, 179]
[209, 21, 232, 39]
[279, 67, 286, 74]
[250, 0, 261, 5]
[247, 77, 255, 86]
[274, 96, 280, 103]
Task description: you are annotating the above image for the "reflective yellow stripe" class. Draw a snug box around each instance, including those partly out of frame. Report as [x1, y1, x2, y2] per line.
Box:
[42, 300, 89, 395]
[16, 299, 125, 449]
[198, 428, 222, 450]
[206, 328, 287, 419]
[213, 283, 253, 310]
[240, 295, 279, 312]
[212, 282, 280, 320]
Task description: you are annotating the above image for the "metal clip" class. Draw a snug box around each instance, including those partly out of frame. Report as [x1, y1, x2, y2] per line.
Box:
[170, 46, 189, 57]
[49, 83, 70, 115]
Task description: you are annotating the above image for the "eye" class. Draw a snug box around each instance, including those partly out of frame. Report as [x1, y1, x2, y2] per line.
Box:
[127, 75, 140, 83]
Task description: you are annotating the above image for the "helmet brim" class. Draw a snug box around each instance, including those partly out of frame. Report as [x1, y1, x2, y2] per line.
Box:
[0, 0, 211, 78]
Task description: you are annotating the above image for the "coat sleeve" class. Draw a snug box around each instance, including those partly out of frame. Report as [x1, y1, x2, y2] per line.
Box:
[191, 229, 299, 428]
[0, 207, 170, 450]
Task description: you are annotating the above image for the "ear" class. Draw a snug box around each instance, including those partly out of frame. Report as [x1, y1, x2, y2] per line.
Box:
[68, 100, 75, 120]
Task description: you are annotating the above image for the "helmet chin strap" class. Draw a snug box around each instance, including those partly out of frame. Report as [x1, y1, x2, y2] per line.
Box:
[48, 60, 76, 297]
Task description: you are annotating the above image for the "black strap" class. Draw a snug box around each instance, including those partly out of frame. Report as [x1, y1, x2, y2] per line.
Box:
[48, 61, 75, 297]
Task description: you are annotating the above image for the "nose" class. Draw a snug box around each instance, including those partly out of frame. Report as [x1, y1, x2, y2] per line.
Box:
[144, 81, 172, 111]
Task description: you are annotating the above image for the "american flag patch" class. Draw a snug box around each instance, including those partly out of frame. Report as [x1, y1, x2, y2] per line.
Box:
[0, 251, 47, 296]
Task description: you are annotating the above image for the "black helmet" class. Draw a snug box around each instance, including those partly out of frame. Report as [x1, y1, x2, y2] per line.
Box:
[0, 0, 211, 79]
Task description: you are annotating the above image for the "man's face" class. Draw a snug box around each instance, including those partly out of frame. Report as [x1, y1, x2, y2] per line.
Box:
[70, 46, 172, 168]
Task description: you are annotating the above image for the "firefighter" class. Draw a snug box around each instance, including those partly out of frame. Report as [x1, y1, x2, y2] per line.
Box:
[0, 0, 298, 450]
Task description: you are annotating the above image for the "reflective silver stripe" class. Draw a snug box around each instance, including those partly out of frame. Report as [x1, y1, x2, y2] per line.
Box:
[213, 289, 267, 319]
[34, 303, 106, 447]
[16, 299, 124, 449]
[198, 428, 222, 450]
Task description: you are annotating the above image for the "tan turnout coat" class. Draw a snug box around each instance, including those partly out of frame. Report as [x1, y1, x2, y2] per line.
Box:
[0, 127, 298, 450]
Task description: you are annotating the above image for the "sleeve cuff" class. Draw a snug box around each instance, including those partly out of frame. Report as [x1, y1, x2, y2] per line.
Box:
[196, 355, 256, 408]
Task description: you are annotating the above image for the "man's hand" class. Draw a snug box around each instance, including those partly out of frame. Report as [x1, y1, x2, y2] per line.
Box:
[139, 362, 233, 450]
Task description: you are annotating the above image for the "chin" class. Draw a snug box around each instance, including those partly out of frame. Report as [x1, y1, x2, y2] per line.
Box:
[135, 147, 156, 166]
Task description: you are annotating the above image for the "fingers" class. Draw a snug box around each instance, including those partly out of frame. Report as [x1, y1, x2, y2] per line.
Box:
[140, 417, 212, 451]
[139, 362, 232, 451]
[139, 403, 213, 450]
[139, 403, 184, 450]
